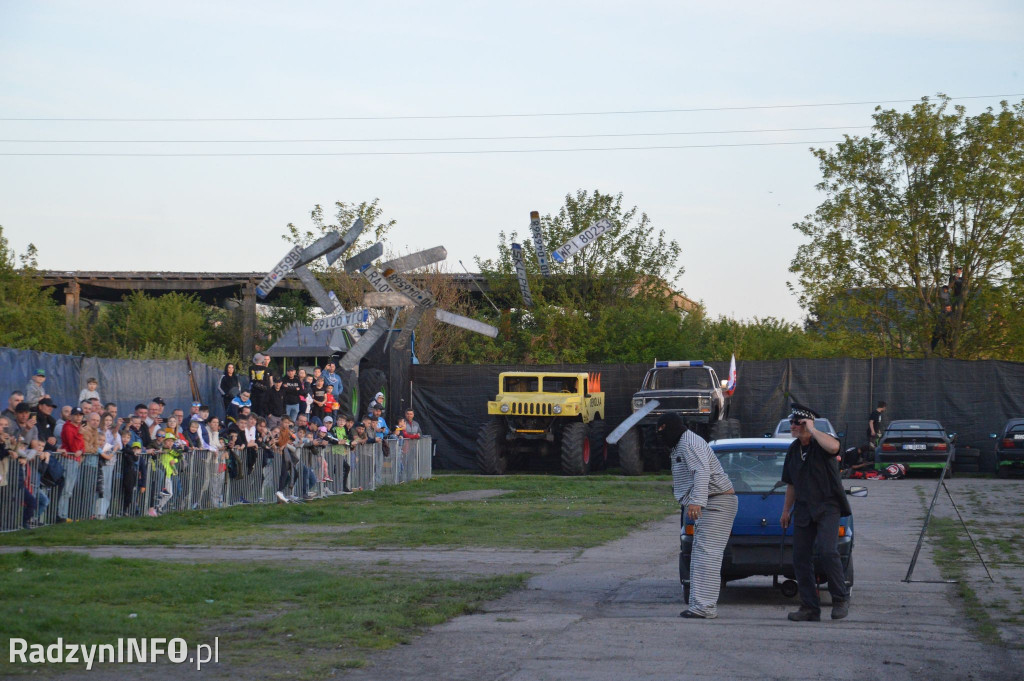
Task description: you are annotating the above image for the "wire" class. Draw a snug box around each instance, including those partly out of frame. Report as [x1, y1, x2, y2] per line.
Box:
[0, 125, 871, 144]
[0, 139, 843, 156]
[1, 94, 1019, 122]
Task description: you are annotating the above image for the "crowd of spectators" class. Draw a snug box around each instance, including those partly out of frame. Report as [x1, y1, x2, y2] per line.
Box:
[0, 356, 426, 530]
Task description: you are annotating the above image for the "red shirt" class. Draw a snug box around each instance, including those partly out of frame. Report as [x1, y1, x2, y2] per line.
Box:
[61, 421, 85, 460]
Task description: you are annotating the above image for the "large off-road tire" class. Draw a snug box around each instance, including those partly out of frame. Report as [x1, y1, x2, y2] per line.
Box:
[618, 427, 644, 476]
[476, 419, 508, 475]
[560, 422, 591, 476]
[979, 447, 997, 475]
[588, 419, 609, 471]
[358, 368, 388, 418]
[709, 420, 729, 442]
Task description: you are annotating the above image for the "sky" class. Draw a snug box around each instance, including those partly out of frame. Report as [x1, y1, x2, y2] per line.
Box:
[1, 0, 1022, 322]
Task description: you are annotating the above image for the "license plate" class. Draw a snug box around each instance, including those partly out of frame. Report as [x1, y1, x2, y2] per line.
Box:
[903, 444, 927, 450]
[1014, 434, 1024, 440]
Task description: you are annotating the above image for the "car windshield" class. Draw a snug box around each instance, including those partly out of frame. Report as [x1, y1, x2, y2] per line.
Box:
[542, 377, 578, 393]
[774, 418, 833, 435]
[713, 448, 787, 493]
[646, 369, 712, 390]
[503, 376, 538, 392]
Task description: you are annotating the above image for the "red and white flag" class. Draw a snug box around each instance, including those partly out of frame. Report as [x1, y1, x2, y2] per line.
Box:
[725, 354, 737, 396]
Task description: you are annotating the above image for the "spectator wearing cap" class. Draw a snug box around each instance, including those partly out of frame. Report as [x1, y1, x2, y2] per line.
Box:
[57, 407, 86, 522]
[282, 366, 302, 422]
[12, 403, 39, 448]
[149, 433, 180, 516]
[367, 392, 385, 419]
[25, 370, 48, 409]
[2, 391, 24, 422]
[120, 435, 143, 516]
[780, 402, 850, 622]
[322, 415, 353, 494]
[187, 401, 202, 423]
[371, 404, 390, 439]
[36, 397, 59, 451]
[78, 377, 101, 405]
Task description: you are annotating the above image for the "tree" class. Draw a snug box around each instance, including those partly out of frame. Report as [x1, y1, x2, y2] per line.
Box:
[790, 95, 1024, 359]
[0, 226, 69, 352]
[283, 199, 398, 312]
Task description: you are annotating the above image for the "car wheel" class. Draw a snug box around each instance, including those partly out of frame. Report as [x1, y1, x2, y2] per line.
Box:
[845, 559, 854, 588]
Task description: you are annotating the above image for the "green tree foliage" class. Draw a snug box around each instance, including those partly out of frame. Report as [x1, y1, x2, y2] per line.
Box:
[451, 190, 688, 363]
[790, 96, 1024, 359]
[0, 226, 69, 352]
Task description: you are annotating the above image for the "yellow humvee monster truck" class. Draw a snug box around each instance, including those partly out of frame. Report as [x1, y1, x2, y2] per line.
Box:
[476, 371, 606, 475]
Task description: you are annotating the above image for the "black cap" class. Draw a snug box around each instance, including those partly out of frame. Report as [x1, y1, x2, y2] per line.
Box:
[70, 407, 84, 416]
[789, 402, 820, 421]
[15, 403, 31, 413]
[152, 397, 166, 406]
[37, 397, 57, 407]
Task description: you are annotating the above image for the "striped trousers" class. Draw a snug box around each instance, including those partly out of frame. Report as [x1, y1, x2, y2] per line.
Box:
[686, 494, 738, 617]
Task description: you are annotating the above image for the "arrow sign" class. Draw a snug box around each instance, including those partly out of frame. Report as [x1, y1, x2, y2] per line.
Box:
[380, 246, 448, 274]
[323, 219, 365, 266]
[606, 399, 660, 445]
[364, 292, 416, 308]
[339, 317, 390, 371]
[382, 269, 436, 308]
[550, 217, 613, 263]
[344, 242, 384, 273]
[529, 211, 551, 277]
[434, 309, 499, 338]
[511, 243, 533, 308]
[311, 308, 370, 333]
[256, 245, 303, 298]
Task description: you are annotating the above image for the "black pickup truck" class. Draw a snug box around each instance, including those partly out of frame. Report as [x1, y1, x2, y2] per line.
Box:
[617, 361, 739, 474]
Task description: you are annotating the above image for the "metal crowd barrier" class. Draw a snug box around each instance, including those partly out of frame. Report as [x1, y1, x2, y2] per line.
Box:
[0, 436, 432, 532]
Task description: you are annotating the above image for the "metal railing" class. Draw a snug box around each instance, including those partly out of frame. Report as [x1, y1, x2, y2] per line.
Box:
[0, 436, 432, 531]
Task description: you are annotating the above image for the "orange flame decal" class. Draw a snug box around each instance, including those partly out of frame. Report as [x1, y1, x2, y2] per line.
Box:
[588, 372, 601, 393]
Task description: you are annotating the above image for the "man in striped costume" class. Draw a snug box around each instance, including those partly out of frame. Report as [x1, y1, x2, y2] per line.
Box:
[658, 413, 737, 619]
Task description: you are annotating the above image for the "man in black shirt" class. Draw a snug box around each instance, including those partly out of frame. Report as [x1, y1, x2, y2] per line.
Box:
[266, 377, 287, 428]
[35, 397, 58, 451]
[249, 354, 273, 417]
[282, 366, 302, 422]
[867, 401, 886, 445]
[780, 403, 851, 622]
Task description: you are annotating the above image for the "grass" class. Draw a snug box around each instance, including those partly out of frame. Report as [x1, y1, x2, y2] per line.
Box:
[0, 550, 526, 677]
[0, 474, 677, 550]
[927, 516, 1002, 646]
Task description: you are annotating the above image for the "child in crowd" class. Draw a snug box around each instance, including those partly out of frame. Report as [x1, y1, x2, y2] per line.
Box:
[394, 418, 407, 439]
[148, 433, 180, 517]
[79, 377, 101, 405]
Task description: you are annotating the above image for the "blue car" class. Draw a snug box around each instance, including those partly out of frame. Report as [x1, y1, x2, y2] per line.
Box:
[679, 438, 859, 600]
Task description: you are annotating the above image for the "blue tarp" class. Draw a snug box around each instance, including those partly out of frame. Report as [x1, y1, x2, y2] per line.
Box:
[0, 347, 226, 419]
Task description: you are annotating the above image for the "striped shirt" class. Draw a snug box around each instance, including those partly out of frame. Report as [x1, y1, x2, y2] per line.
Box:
[671, 429, 733, 507]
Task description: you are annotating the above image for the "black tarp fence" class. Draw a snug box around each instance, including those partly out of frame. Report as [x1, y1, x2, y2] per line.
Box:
[0, 347, 226, 420]
[411, 359, 1024, 470]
